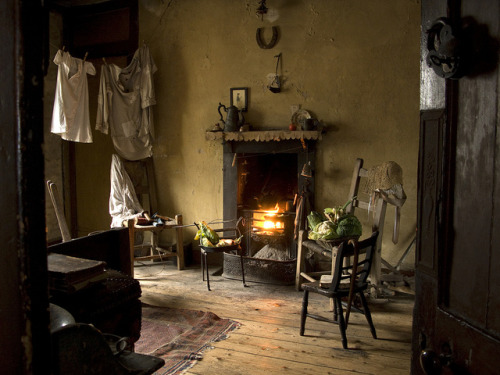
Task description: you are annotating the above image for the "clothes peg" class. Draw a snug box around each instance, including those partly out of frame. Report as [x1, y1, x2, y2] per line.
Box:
[83, 52, 88, 62]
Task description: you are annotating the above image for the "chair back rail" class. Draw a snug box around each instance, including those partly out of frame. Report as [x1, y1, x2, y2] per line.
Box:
[330, 231, 378, 292]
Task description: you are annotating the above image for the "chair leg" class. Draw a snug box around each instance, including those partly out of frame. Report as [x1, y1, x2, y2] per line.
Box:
[300, 290, 309, 336]
[205, 253, 211, 291]
[333, 298, 339, 322]
[238, 248, 247, 287]
[335, 297, 348, 349]
[201, 251, 211, 291]
[359, 292, 377, 339]
[201, 250, 205, 281]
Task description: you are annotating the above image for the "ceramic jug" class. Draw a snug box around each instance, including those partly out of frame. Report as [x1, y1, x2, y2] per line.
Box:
[218, 102, 245, 132]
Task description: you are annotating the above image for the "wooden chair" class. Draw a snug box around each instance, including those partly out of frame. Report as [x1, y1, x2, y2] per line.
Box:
[300, 231, 379, 349]
[295, 158, 387, 294]
[344, 158, 387, 291]
[121, 157, 185, 271]
[197, 218, 246, 291]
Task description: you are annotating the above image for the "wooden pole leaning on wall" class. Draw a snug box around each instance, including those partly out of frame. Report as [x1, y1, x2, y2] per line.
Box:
[175, 214, 185, 270]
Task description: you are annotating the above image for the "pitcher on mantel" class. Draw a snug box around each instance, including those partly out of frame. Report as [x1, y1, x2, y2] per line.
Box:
[218, 102, 245, 132]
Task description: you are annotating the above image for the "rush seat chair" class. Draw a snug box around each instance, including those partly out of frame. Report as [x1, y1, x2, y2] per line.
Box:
[299, 231, 379, 349]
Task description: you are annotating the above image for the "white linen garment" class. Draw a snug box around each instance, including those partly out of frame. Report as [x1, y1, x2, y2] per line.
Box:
[96, 45, 157, 161]
[51, 50, 96, 143]
[109, 154, 144, 228]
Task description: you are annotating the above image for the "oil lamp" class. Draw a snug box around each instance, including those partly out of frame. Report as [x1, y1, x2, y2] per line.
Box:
[256, 0, 268, 20]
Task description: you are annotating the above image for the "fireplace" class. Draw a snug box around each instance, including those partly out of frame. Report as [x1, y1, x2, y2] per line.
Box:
[236, 151, 297, 260]
[214, 130, 320, 284]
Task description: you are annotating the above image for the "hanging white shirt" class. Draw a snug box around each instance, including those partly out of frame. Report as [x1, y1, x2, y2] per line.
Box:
[96, 45, 157, 161]
[51, 50, 96, 143]
[109, 154, 144, 228]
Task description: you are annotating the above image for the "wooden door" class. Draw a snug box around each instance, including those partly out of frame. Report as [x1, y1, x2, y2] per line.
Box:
[413, 0, 500, 374]
[0, 1, 51, 373]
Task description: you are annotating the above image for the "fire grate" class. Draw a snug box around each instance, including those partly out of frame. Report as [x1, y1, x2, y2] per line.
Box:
[222, 253, 296, 286]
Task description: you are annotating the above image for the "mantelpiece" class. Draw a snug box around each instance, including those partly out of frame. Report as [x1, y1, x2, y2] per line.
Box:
[205, 130, 322, 142]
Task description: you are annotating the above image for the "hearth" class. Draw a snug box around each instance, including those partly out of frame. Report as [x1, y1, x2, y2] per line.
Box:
[218, 131, 320, 284]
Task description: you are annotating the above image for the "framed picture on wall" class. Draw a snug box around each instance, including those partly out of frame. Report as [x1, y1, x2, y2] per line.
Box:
[230, 87, 248, 112]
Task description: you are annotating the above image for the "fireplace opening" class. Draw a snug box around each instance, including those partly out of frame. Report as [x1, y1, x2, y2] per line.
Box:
[237, 153, 297, 211]
[236, 153, 297, 260]
[221, 136, 318, 285]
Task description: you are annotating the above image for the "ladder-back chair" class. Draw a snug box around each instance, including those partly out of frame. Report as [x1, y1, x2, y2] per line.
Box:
[344, 158, 387, 291]
[295, 158, 387, 295]
[300, 231, 379, 349]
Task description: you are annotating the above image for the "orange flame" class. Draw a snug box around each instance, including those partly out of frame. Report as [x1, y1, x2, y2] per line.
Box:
[258, 203, 284, 230]
[263, 220, 276, 229]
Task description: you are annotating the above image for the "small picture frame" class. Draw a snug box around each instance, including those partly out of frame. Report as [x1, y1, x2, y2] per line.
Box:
[230, 87, 248, 112]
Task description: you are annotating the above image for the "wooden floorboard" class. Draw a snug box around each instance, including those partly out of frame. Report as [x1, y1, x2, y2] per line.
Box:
[134, 262, 414, 375]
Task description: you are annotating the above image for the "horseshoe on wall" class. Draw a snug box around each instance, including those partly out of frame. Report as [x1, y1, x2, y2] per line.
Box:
[256, 26, 279, 49]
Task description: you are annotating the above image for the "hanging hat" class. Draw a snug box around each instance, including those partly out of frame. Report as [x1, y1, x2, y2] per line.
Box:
[364, 161, 403, 194]
[364, 161, 406, 244]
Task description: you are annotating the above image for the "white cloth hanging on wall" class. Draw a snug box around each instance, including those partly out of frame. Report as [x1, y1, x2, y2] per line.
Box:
[51, 49, 96, 143]
[109, 154, 144, 228]
[96, 45, 157, 161]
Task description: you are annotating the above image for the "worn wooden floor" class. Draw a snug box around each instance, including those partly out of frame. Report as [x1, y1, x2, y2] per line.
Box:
[135, 261, 414, 375]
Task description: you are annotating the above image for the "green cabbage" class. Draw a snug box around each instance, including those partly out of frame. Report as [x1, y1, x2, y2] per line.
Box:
[336, 215, 362, 237]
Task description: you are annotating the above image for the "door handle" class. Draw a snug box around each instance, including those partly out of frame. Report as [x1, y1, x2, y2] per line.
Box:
[420, 344, 470, 375]
[420, 348, 448, 374]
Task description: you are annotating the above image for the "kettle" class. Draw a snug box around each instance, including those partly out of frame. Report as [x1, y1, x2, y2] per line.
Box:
[218, 102, 245, 132]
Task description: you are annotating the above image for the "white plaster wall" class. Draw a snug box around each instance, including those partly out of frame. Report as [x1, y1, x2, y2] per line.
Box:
[134, 0, 421, 269]
[56, 0, 420, 269]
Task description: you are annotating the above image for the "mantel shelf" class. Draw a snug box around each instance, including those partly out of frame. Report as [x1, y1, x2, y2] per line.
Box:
[205, 130, 323, 142]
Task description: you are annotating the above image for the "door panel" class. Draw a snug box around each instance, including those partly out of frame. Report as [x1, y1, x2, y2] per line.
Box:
[450, 72, 497, 327]
[449, 1, 500, 336]
[416, 110, 444, 275]
[413, 0, 500, 374]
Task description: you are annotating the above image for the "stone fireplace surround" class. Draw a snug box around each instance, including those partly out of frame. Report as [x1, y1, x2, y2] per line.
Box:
[207, 130, 322, 284]
[207, 130, 320, 251]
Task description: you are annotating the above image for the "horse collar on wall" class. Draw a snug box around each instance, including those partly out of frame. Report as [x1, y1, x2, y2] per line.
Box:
[256, 26, 279, 49]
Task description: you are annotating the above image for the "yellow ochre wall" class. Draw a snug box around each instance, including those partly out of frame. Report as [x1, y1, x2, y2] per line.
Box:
[68, 0, 420, 269]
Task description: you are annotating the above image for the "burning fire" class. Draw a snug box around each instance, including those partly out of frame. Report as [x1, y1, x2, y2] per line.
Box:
[263, 220, 282, 229]
[254, 204, 284, 233]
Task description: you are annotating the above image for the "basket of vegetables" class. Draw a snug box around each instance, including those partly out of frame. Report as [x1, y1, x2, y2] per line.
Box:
[194, 220, 243, 251]
[307, 198, 362, 249]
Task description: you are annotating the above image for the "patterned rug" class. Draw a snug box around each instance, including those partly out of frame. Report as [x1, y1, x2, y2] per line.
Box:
[134, 305, 241, 375]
